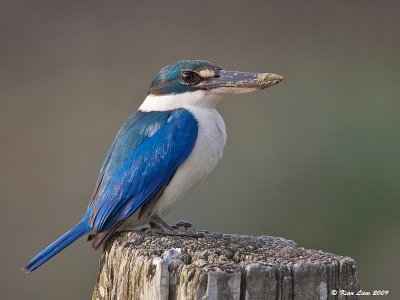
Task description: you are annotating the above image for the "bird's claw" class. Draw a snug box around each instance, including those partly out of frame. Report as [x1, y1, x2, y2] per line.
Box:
[172, 220, 194, 230]
[148, 216, 204, 238]
[153, 228, 205, 238]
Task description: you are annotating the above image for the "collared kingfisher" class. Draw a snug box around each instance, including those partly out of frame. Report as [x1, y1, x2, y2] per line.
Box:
[22, 60, 283, 272]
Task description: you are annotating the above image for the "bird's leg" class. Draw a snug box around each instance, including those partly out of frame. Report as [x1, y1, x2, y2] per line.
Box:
[148, 215, 204, 238]
[174, 220, 195, 230]
[149, 214, 174, 231]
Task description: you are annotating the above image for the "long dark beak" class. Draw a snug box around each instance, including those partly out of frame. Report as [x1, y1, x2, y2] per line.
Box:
[200, 70, 284, 94]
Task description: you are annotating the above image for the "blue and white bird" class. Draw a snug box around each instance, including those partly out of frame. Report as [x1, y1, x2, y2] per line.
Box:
[22, 60, 283, 272]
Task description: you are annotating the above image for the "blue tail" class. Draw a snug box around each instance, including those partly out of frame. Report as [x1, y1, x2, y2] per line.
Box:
[22, 221, 91, 273]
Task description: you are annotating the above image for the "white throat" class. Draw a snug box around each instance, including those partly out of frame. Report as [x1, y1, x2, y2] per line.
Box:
[139, 90, 223, 112]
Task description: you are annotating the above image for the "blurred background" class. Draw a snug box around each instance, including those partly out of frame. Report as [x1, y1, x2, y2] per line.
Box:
[1, 1, 399, 299]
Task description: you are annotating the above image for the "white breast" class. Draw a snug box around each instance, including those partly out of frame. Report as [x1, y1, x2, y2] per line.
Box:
[152, 106, 226, 216]
[121, 90, 228, 226]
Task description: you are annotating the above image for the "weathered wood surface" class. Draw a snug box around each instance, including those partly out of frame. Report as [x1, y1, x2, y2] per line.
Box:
[93, 225, 359, 300]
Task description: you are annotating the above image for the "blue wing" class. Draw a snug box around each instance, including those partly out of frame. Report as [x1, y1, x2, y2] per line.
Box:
[22, 108, 198, 271]
[88, 108, 198, 246]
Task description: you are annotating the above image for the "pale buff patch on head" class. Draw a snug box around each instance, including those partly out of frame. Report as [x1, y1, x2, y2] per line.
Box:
[198, 69, 216, 78]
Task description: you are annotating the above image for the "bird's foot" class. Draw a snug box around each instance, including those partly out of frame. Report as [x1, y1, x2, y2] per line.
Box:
[172, 220, 194, 230]
[148, 216, 204, 238]
[149, 214, 174, 231]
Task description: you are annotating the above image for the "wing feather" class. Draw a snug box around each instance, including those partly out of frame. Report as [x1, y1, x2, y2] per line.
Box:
[88, 109, 198, 237]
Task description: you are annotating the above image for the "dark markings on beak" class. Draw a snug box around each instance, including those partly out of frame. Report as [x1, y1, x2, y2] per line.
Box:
[199, 70, 284, 92]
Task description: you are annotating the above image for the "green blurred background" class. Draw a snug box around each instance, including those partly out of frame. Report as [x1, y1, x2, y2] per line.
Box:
[1, 1, 399, 299]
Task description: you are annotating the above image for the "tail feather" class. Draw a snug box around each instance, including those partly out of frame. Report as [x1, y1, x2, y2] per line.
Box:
[21, 221, 90, 273]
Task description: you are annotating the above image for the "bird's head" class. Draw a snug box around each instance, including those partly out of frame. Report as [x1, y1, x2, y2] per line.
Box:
[141, 60, 284, 110]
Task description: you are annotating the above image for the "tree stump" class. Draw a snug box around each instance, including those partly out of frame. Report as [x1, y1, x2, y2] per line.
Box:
[92, 225, 359, 300]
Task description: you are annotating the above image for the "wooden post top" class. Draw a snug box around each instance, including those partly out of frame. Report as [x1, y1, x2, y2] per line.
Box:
[93, 225, 359, 300]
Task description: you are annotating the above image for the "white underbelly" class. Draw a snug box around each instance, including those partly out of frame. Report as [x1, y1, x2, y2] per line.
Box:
[152, 107, 227, 216]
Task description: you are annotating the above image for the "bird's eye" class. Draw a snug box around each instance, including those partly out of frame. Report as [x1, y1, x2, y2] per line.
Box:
[179, 71, 200, 85]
